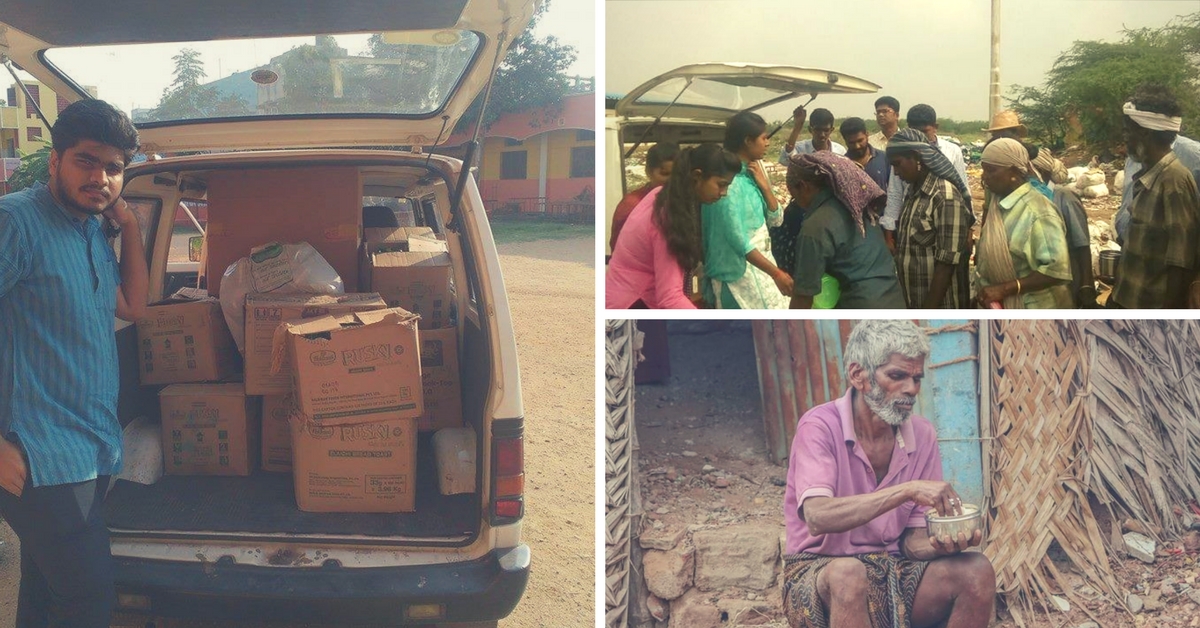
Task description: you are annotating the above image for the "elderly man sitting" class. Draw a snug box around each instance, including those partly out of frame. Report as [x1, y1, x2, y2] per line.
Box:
[782, 320, 995, 628]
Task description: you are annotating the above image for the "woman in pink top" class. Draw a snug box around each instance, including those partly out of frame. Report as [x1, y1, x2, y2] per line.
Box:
[605, 144, 741, 309]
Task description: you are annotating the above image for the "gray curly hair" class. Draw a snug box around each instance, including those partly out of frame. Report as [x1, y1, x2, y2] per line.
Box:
[843, 320, 930, 380]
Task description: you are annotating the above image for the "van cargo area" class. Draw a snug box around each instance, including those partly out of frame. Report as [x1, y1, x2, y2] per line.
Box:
[110, 154, 497, 545]
[103, 435, 478, 540]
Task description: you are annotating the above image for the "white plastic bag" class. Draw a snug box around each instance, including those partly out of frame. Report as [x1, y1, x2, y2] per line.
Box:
[1081, 183, 1110, 199]
[1113, 170, 1125, 194]
[219, 242, 344, 352]
[1075, 171, 1106, 191]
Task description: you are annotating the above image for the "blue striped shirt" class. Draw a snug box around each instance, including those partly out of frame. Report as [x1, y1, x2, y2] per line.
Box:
[0, 182, 123, 486]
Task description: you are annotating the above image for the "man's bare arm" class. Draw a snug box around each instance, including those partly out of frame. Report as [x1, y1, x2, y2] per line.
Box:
[802, 480, 963, 536]
[802, 486, 912, 536]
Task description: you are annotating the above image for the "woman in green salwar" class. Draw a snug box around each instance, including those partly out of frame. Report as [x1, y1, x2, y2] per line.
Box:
[700, 111, 793, 309]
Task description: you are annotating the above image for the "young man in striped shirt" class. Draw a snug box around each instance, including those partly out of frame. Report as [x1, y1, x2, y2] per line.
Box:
[0, 98, 147, 626]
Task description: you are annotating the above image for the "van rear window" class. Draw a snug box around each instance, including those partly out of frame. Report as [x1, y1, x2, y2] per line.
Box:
[45, 30, 481, 124]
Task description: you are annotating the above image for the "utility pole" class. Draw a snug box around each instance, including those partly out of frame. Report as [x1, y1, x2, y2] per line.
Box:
[990, 0, 1002, 121]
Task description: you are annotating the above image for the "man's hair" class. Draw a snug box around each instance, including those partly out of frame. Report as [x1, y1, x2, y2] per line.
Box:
[875, 96, 900, 113]
[51, 99, 140, 164]
[723, 111, 767, 153]
[810, 108, 835, 128]
[646, 141, 680, 169]
[1129, 83, 1182, 147]
[839, 117, 868, 138]
[843, 320, 930, 381]
[906, 104, 938, 129]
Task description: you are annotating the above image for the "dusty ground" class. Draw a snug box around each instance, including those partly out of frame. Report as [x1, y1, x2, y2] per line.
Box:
[631, 322, 1200, 628]
[0, 236, 596, 628]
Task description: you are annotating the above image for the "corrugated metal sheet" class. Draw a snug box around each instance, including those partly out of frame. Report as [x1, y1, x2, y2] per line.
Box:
[752, 320, 984, 505]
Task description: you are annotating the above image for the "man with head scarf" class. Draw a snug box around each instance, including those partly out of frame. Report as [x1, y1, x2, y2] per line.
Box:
[782, 320, 995, 628]
[975, 138, 1073, 309]
[880, 105, 972, 245]
[885, 128, 974, 309]
[785, 152, 905, 309]
[1111, 84, 1200, 309]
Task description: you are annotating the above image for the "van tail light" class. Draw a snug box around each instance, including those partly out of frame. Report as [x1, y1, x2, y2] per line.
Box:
[491, 431, 524, 523]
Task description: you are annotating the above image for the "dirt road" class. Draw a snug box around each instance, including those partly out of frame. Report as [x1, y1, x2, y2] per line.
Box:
[0, 236, 597, 628]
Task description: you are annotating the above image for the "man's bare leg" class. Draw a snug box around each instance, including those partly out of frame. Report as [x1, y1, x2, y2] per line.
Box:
[816, 558, 871, 628]
[910, 552, 996, 628]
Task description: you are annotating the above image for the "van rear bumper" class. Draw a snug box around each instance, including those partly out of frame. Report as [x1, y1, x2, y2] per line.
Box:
[112, 545, 530, 625]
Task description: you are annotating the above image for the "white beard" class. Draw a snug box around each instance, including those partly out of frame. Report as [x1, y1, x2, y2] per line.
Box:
[863, 384, 914, 426]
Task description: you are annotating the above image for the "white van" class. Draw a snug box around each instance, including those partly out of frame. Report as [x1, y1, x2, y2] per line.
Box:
[0, 1, 535, 625]
[605, 63, 881, 254]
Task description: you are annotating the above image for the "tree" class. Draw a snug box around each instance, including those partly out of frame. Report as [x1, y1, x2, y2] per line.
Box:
[147, 47, 252, 121]
[454, 1, 579, 133]
[7, 144, 50, 193]
[1008, 12, 1200, 151]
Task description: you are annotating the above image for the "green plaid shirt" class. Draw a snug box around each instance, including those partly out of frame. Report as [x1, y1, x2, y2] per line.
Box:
[1112, 153, 1200, 309]
[895, 174, 973, 308]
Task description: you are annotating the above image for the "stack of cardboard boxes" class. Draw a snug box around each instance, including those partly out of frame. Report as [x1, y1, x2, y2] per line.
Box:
[360, 227, 463, 433]
[137, 290, 259, 476]
[274, 309, 424, 512]
[135, 168, 466, 514]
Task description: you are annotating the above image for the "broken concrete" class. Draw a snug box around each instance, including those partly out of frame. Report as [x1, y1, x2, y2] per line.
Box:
[640, 526, 686, 551]
[716, 598, 774, 626]
[643, 545, 694, 600]
[669, 589, 720, 628]
[693, 524, 780, 591]
[1123, 532, 1157, 564]
[647, 593, 669, 622]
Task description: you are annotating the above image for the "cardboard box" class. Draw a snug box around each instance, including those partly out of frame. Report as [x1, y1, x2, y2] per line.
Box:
[419, 327, 463, 432]
[262, 394, 295, 472]
[358, 229, 447, 293]
[290, 416, 418, 513]
[205, 166, 362, 296]
[244, 293, 387, 395]
[366, 251, 453, 329]
[276, 308, 423, 426]
[136, 293, 240, 385]
[362, 226, 437, 254]
[160, 384, 260, 476]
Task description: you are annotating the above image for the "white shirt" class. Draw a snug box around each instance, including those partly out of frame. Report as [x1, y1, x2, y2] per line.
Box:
[880, 136, 969, 231]
[778, 139, 847, 165]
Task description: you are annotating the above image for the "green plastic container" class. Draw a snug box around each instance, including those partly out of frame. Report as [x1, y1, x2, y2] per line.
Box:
[813, 274, 840, 309]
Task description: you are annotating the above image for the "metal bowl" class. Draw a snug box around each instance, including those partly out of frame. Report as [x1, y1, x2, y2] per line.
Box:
[926, 503, 983, 541]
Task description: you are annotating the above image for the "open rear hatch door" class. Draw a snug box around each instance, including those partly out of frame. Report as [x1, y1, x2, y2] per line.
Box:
[0, 0, 536, 152]
[614, 62, 881, 124]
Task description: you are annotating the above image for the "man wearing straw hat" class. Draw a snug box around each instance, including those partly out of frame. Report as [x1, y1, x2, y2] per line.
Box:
[782, 320, 995, 628]
[987, 110, 1070, 185]
[1110, 84, 1200, 309]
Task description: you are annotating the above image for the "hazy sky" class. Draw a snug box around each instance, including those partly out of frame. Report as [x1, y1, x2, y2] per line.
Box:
[606, 0, 1196, 123]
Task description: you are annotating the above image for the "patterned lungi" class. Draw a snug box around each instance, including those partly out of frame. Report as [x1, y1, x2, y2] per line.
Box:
[781, 552, 929, 628]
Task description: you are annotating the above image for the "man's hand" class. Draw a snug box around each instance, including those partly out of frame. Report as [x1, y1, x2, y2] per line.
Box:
[102, 197, 136, 228]
[0, 438, 28, 497]
[792, 106, 808, 125]
[929, 528, 983, 556]
[772, 269, 794, 297]
[977, 284, 1008, 308]
[906, 480, 963, 519]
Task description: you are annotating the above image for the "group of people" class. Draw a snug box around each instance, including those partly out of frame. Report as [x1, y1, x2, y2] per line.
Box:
[606, 84, 1200, 309]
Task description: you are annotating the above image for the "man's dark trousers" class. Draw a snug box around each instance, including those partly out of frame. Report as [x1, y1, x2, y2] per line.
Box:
[0, 476, 115, 628]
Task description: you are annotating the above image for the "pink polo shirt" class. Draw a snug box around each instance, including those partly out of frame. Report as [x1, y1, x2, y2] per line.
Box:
[784, 389, 943, 556]
[604, 188, 697, 310]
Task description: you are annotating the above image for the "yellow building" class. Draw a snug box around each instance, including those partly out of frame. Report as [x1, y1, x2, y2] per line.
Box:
[446, 91, 595, 215]
[0, 79, 98, 159]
